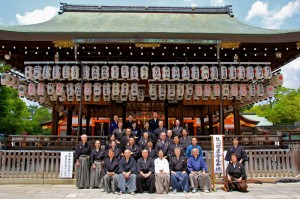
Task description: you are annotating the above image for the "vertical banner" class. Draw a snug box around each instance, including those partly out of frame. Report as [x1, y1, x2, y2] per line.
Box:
[60, 151, 74, 178]
[212, 135, 224, 174]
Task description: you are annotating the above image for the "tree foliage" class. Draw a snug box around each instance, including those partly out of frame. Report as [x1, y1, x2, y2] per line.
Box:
[243, 87, 300, 125]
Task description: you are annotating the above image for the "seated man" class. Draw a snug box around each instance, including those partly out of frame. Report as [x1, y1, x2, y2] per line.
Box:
[145, 140, 158, 159]
[154, 150, 170, 194]
[168, 135, 185, 159]
[136, 149, 156, 193]
[125, 137, 141, 160]
[155, 132, 170, 159]
[118, 149, 137, 195]
[187, 148, 211, 193]
[138, 132, 150, 150]
[103, 149, 119, 194]
[224, 153, 248, 192]
[169, 147, 189, 193]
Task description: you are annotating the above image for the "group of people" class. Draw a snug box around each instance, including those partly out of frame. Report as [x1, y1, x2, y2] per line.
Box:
[74, 112, 249, 194]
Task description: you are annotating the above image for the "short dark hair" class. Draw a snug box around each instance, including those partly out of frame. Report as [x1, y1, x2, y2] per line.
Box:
[233, 137, 239, 141]
[231, 153, 237, 158]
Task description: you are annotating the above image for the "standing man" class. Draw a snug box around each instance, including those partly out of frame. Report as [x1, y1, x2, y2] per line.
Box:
[90, 140, 105, 188]
[155, 132, 170, 159]
[120, 128, 132, 152]
[112, 121, 125, 145]
[225, 137, 248, 167]
[136, 149, 156, 193]
[186, 137, 203, 159]
[148, 111, 160, 132]
[180, 129, 192, 150]
[172, 119, 183, 137]
[154, 121, 167, 142]
[168, 135, 185, 159]
[110, 115, 119, 135]
[125, 114, 134, 129]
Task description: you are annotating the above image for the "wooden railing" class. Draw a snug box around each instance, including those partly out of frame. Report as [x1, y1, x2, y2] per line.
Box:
[0, 149, 298, 179]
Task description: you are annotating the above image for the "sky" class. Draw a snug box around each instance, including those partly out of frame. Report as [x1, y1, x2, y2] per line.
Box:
[0, 0, 300, 90]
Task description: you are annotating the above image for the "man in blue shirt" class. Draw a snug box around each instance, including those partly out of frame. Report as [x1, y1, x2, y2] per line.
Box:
[187, 148, 211, 193]
[110, 115, 119, 135]
[185, 137, 203, 158]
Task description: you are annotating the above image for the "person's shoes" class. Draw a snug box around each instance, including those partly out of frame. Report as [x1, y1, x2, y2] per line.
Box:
[173, 189, 177, 194]
[204, 189, 210, 193]
[183, 191, 187, 194]
[114, 191, 118, 194]
[192, 189, 196, 193]
[131, 192, 135, 195]
[118, 191, 122, 195]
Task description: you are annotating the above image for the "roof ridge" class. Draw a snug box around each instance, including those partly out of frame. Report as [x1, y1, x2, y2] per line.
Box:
[59, 3, 234, 17]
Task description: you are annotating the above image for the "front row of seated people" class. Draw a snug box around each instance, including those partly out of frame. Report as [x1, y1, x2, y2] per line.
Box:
[74, 134, 247, 194]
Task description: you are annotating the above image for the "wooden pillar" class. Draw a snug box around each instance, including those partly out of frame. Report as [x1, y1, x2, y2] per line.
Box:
[208, 106, 213, 135]
[178, 101, 183, 128]
[164, 99, 169, 129]
[51, 107, 59, 135]
[233, 104, 241, 135]
[86, 108, 91, 135]
[67, 106, 73, 136]
[200, 116, 205, 135]
[219, 105, 225, 135]
[122, 102, 127, 124]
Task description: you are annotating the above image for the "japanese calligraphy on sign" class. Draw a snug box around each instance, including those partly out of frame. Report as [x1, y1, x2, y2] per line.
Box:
[60, 151, 73, 178]
[212, 135, 224, 174]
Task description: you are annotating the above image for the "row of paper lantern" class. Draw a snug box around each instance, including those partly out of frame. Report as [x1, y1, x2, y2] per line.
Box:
[23, 64, 273, 81]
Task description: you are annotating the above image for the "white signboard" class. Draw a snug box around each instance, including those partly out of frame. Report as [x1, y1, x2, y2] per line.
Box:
[212, 135, 223, 174]
[59, 151, 73, 178]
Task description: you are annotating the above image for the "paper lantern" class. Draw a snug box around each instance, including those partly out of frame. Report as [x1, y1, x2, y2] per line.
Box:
[204, 84, 211, 97]
[12, 78, 19, 89]
[271, 73, 283, 87]
[103, 83, 111, 101]
[1, 73, 10, 86]
[210, 66, 218, 80]
[101, 65, 110, 80]
[238, 84, 247, 97]
[237, 66, 245, 80]
[158, 84, 166, 100]
[28, 83, 37, 96]
[228, 66, 237, 80]
[256, 84, 264, 97]
[140, 65, 149, 80]
[111, 82, 120, 101]
[247, 84, 256, 97]
[33, 65, 43, 80]
[71, 65, 80, 80]
[171, 66, 180, 80]
[131, 83, 138, 97]
[52, 65, 61, 80]
[181, 66, 190, 80]
[47, 83, 55, 96]
[83, 65, 90, 80]
[37, 83, 46, 96]
[167, 84, 176, 100]
[120, 83, 129, 101]
[50, 94, 58, 101]
[39, 94, 48, 104]
[245, 66, 254, 80]
[111, 65, 119, 79]
[84, 82, 92, 101]
[130, 65, 139, 80]
[91, 65, 100, 80]
[62, 65, 71, 80]
[149, 84, 157, 100]
[25, 66, 34, 80]
[200, 65, 209, 80]
[221, 66, 228, 80]
[18, 84, 27, 97]
[43, 65, 52, 80]
[263, 66, 272, 79]
[128, 91, 136, 101]
[184, 84, 193, 100]
[66, 83, 75, 102]
[266, 85, 274, 98]
[152, 65, 161, 80]
[56, 83, 65, 96]
[93, 83, 101, 102]
[7, 75, 16, 87]
[59, 94, 66, 102]
[212, 84, 220, 97]
[137, 89, 145, 101]
[230, 84, 238, 97]
[194, 84, 203, 100]
[222, 84, 229, 98]
[254, 66, 263, 80]
[75, 83, 82, 101]
[176, 83, 184, 100]
[162, 65, 170, 81]
[121, 65, 130, 79]
[190, 65, 200, 80]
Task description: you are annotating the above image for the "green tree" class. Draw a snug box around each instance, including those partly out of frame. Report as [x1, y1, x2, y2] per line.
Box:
[24, 105, 51, 135]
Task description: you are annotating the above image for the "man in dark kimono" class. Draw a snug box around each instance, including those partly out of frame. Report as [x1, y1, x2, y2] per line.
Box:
[103, 149, 119, 193]
[136, 149, 156, 193]
[110, 115, 119, 135]
[138, 132, 150, 150]
[112, 121, 125, 144]
[154, 121, 167, 142]
[125, 137, 141, 160]
[120, 128, 132, 152]
[168, 135, 185, 159]
[148, 111, 160, 132]
[106, 141, 122, 160]
[179, 129, 192, 150]
[155, 132, 170, 159]
[145, 140, 158, 159]
[172, 119, 183, 137]
[225, 137, 248, 167]
[124, 114, 134, 129]
[90, 140, 105, 188]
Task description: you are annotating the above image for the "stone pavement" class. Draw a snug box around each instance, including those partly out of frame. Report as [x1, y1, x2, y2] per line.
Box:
[0, 183, 299, 199]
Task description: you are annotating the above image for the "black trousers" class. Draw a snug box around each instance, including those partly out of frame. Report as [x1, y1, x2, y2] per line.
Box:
[136, 173, 156, 193]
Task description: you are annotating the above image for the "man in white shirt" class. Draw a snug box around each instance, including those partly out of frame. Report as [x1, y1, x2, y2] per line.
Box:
[154, 150, 170, 194]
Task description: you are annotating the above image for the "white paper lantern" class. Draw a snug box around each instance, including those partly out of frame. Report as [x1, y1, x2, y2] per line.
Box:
[1, 73, 10, 86]
[130, 65, 139, 80]
[111, 82, 120, 101]
[62, 65, 71, 80]
[167, 84, 176, 100]
[103, 83, 111, 101]
[204, 84, 211, 97]
[93, 83, 101, 102]
[222, 84, 230, 98]
[37, 83, 45, 96]
[43, 65, 52, 80]
[181, 66, 190, 80]
[18, 84, 27, 97]
[200, 66, 209, 80]
[237, 66, 245, 80]
[131, 83, 139, 97]
[176, 83, 185, 100]
[158, 84, 167, 100]
[221, 66, 228, 80]
[194, 84, 203, 100]
[71, 65, 80, 80]
[75, 83, 82, 101]
[120, 83, 129, 101]
[263, 66, 272, 79]
[230, 84, 238, 97]
[33, 65, 43, 80]
[25, 66, 34, 80]
[210, 66, 218, 80]
[121, 65, 130, 79]
[228, 66, 237, 80]
[171, 66, 180, 80]
[59, 94, 66, 102]
[152, 65, 161, 80]
[254, 66, 263, 80]
[111, 65, 119, 79]
[39, 94, 48, 104]
[149, 84, 157, 100]
[212, 84, 220, 97]
[7, 75, 16, 87]
[271, 73, 283, 87]
[238, 84, 247, 97]
[140, 65, 149, 80]
[128, 92, 136, 101]
[83, 65, 90, 80]
[66, 83, 75, 102]
[162, 65, 170, 81]
[256, 84, 264, 97]
[56, 83, 65, 96]
[50, 94, 58, 101]
[13, 78, 19, 89]
[52, 65, 61, 80]
[245, 66, 254, 80]
[191, 65, 200, 80]
[137, 89, 145, 101]
[28, 83, 37, 96]
[265, 85, 274, 98]
[247, 84, 256, 97]
[91, 65, 100, 80]
[184, 84, 193, 100]
[84, 82, 92, 101]
[47, 83, 55, 96]
[101, 65, 110, 80]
